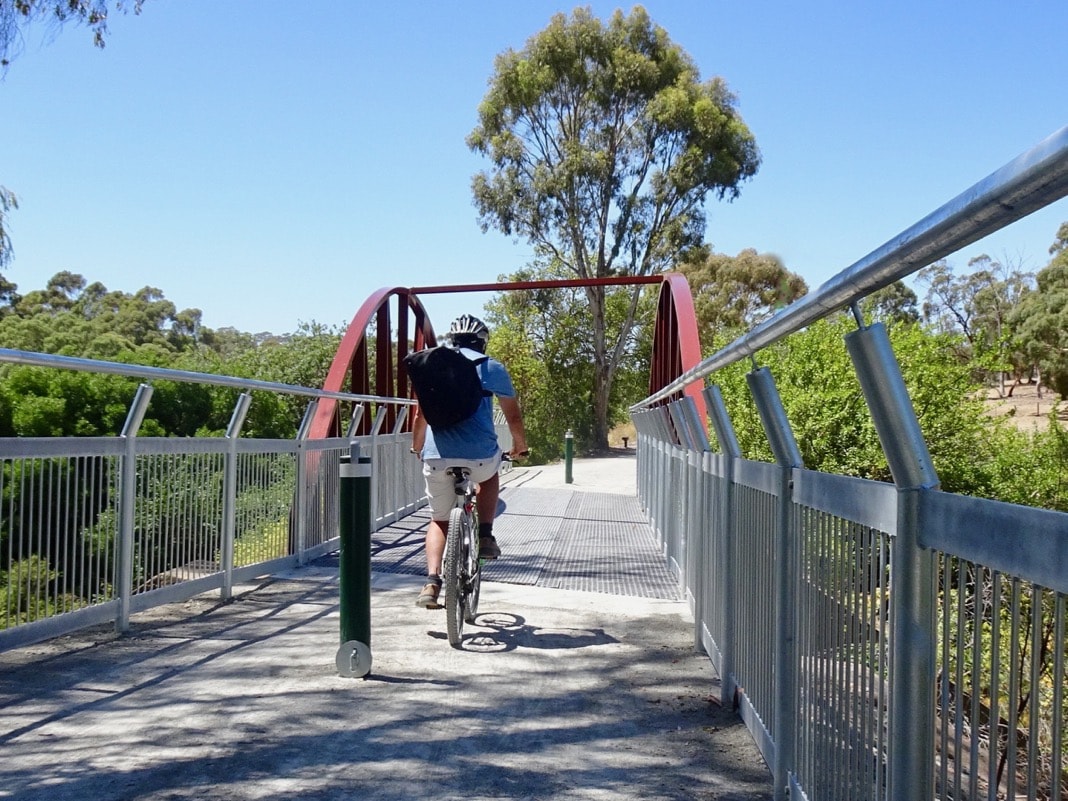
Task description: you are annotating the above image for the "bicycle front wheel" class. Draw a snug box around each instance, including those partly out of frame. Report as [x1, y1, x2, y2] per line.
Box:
[444, 507, 468, 648]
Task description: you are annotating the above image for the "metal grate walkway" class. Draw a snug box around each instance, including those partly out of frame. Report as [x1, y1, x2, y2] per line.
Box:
[369, 485, 681, 600]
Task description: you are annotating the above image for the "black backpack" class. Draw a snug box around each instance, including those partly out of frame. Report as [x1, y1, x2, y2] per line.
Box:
[404, 346, 490, 430]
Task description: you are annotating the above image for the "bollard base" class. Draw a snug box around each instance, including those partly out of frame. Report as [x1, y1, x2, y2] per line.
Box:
[336, 640, 373, 678]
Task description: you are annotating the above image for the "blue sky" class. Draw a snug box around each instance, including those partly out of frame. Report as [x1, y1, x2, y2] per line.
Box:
[1, 1, 1066, 336]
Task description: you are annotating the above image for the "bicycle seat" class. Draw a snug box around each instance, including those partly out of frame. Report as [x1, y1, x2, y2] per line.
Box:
[446, 465, 472, 494]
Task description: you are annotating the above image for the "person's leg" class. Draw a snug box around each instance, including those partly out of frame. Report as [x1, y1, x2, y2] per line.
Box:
[416, 517, 447, 607]
[476, 471, 499, 522]
[417, 462, 453, 607]
[476, 471, 502, 559]
[425, 518, 447, 576]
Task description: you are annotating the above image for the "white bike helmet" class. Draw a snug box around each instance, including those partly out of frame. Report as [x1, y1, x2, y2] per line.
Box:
[448, 314, 490, 352]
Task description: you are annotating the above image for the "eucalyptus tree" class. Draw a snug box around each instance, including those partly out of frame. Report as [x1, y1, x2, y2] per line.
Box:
[1011, 223, 1068, 397]
[468, 6, 760, 448]
[0, 0, 144, 67]
[861, 280, 920, 326]
[0, 186, 16, 312]
[0, 186, 15, 270]
[676, 248, 807, 353]
[484, 264, 654, 460]
[918, 256, 1035, 392]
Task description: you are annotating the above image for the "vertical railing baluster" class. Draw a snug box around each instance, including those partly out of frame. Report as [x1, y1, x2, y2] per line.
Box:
[703, 384, 741, 706]
[116, 384, 153, 632]
[747, 365, 804, 801]
[221, 393, 252, 601]
[294, 402, 317, 564]
[845, 320, 939, 801]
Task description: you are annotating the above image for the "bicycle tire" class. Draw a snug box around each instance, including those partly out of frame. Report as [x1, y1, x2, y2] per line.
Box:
[464, 508, 481, 623]
[444, 506, 467, 648]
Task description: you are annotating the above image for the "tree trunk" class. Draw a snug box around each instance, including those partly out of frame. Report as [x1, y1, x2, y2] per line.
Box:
[592, 365, 611, 450]
[588, 283, 612, 451]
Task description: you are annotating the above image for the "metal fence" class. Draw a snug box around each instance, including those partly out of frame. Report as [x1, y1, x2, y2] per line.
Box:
[0, 351, 425, 652]
[633, 125, 1068, 801]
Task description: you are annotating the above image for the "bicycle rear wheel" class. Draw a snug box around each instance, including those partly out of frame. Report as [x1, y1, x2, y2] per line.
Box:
[464, 509, 481, 623]
[444, 507, 468, 648]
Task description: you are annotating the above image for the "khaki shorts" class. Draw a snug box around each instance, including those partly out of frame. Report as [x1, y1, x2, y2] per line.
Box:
[422, 451, 502, 521]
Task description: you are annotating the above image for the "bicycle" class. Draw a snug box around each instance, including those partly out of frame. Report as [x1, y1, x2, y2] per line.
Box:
[441, 450, 526, 648]
[442, 463, 481, 648]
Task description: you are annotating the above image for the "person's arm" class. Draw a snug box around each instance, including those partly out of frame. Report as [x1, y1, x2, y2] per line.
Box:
[497, 395, 529, 456]
[410, 401, 426, 455]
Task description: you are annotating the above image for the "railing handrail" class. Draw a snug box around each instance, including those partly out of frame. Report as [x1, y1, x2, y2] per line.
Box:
[0, 346, 414, 406]
[637, 124, 1068, 408]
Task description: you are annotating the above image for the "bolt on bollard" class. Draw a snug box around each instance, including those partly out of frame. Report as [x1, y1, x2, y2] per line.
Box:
[336, 444, 373, 678]
[564, 429, 574, 484]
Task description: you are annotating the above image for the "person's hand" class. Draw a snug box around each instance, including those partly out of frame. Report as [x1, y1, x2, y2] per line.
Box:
[507, 449, 530, 461]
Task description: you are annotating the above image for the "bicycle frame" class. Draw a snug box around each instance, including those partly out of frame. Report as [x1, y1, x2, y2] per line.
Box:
[443, 466, 481, 647]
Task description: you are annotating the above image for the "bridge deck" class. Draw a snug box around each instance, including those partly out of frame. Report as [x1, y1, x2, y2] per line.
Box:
[370, 484, 680, 600]
[0, 457, 774, 801]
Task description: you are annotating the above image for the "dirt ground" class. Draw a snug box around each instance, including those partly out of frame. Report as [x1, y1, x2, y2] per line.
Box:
[982, 381, 1065, 432]
[608, 421, 638, 450]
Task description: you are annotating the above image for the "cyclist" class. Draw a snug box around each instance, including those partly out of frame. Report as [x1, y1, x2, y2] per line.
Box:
[409, 314, 529, 608]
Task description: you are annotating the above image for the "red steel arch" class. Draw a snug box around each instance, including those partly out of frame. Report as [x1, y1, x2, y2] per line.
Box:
[310, 274, 706, 440]
[650, 273, 707, 424]
[308, 287, 437, 439]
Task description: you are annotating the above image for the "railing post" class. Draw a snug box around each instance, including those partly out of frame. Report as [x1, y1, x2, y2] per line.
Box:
[294, 402, 318, 565]
[846, 320, 939, 801]
[368, 405, 389, 527]
[116, 384, 153, 633]
[674, 396, 709, 637]
[747, 365, 803, 801]
[637, 415, 651, 509]
[564, 429, 574, 484]
[653, 407, 673, 546]
[667, 402, 692, 588]
[336, 443, 373, 678]
[703, 384, 742, 707]
[391, 406, 410, 521]
[221, 393, 252, 601]
[668, 400, 697, 451]
[344, 403, 367, 438]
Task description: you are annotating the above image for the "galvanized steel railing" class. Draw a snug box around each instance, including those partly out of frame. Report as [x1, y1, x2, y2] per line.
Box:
[633, 125, 1068, 801]
[0, 349, 424, 651]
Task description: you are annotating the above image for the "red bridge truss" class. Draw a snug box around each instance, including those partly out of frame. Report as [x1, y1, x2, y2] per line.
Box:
[308, 274, 705, 439]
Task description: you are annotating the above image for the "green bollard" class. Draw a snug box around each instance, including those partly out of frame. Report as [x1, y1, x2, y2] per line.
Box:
[336, 444, 373, 678]
[564, 428, 574, 484]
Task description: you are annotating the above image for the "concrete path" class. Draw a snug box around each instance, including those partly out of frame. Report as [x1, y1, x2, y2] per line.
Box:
[0, 455, 773, 801]
[500, 449, 639, 495]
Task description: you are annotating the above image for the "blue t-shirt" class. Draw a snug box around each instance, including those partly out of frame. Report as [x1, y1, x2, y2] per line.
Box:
[421, 354, 515, 460]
